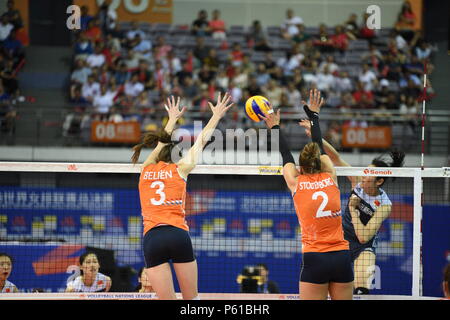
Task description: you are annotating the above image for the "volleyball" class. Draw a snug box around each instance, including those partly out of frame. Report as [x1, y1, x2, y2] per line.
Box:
[245, 95, 273, 122]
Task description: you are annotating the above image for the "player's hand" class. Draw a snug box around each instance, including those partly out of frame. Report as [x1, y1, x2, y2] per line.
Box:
[164, 96, 187, 120]
[298, 119, 311, 137]
[258, 109, 280, 129]
[302, 89, 325, 116]
[348, 194, 361, 209]
[208, 92, 234, 118]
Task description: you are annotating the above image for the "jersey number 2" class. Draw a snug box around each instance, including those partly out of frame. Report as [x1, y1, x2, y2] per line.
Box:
[150, 181, 166, 205]
[312, 191, 333, 218]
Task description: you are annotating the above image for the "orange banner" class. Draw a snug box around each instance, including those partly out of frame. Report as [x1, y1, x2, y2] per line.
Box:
[342, 127, 392, 149]
[91, 121, 141, 143]
[73, 0, 173, 24]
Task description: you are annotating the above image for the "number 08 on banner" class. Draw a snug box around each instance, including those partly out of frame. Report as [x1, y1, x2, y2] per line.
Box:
[342, 127, 392, 149]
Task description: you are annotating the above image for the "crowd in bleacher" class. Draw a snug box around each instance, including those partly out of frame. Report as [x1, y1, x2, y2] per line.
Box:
[0, 0, 25, 134]
[64, 1, 436, 149]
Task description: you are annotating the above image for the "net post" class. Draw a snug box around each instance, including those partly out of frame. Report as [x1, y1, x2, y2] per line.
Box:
[412, 168, 423, 298]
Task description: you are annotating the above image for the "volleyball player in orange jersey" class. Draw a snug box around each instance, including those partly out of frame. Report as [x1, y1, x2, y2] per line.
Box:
[260, 89, 353, 300]
[299, 119, 404, 295]
[131, 93, 233, 300]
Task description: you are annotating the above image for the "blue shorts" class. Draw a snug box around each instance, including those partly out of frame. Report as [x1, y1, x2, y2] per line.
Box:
[300, 250, 354, 284]
[348, 236, 378, 262]
[143, 225, 196, 268]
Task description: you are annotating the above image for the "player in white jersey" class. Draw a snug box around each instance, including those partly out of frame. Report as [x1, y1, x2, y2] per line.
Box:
[0, 253, 18, 293]
[66, 252, 112, 292]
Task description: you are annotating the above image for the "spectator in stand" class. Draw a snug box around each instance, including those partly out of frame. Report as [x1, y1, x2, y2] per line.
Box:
[281, 8, 304, 40]
[106, 24, 125, 51]
[3, 30, 24, 67]
[153, 60, 169, 91]
[84, 18, 103, 44]
[86, 44, 106, 68]
[263, 52, 277, 76]
[81, 75, 100, 102]
[79, 5, 93, 31]
[302, 38, 321, 62]
[248, 20, 272, 52]
[415, 40, 432, 61]
[131, 33, 152, 62]
[203, 48, 220, 73]
[352, 80, 375, 108]
[358, 63, 378, 92]
[333, 71, 353, 94]
[163, 50, 182, 76]
[399, 95, 419, 129]
[241, 54, 256, 75]
[126, 21, 146, 44]
[374, 79, 391, 106]
[124, 74, 145, 99]
[233, 66, 248, 89]
[286, 81, 301, 111]
[192, 10, 210, 37]
[197, 64, 215, 85]
[230, 42, 244, 67]
[292, 24, 312, 45]
[215, 69, 229, 91]
[331, 25, 351, 53]
[0, 253, 18, 292]
[133, 60, 152, 88]
[2, 0, 22, 30]
[193, 37, 209, 66]
[291, 68, 305, 92]
[0, 15, 13, 42]
[401, 78, 421, 99]
[394, 1, 416, 43]
[255, 63, 271, 87]
[124, 49, 140, 70]
[154, 36, 172, 62]
[71, 59, 92, 85]
[102, 44, 121, 69]
[182, 76, 199, 108]
[384, 92, 399, 110]
[344, 13, 359, 39]
[114, 62, 130, 85]
[316, 66, 335, 94]
[318, 55, 339, 74]
[70, 85, 89, 105]
[209, 9, 226, 40]
[0, 58, 18, 96]
[359, 12, 377, 43]
[361, 43, 383, 72]
[93, 84, 118, 115]
[229, 80, 243, 105]
[313, 23, 334, 53]
[338, 91, 356, 114]
[246, 76, 262, 97]
[263, 79, 283, 107]
[278, 44, 304, 77]
[404, 54, 424, 76]
[74, 33, 94, 60]
[176, 62, 193, 86]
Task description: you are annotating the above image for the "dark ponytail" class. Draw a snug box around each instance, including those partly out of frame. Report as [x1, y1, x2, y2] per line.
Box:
[372, 149, 405, 186]
[131, 130, 175, 164]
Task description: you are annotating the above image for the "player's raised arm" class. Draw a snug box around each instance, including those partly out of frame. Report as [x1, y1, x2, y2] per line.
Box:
[259, 109, 298, 193]
[177, 92, 234, 178]
[131, 96, 186, 168]
[299, 117, 361, 188]
[302, 89, 338, 185]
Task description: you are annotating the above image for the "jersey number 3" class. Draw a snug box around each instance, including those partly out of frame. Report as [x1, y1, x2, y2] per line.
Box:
[312, 191, 333, 218]
[150, 181, 166, 205]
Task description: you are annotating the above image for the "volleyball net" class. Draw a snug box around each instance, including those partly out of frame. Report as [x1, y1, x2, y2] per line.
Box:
[0, 162, 448, 299]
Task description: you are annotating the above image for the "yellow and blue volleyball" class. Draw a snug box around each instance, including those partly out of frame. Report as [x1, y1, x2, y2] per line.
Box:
[245, 95, 273, 122]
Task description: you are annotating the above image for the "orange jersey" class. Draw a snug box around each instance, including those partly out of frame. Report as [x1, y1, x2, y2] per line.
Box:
[139, 161, 188, 234]
[292, 172, 349, 253]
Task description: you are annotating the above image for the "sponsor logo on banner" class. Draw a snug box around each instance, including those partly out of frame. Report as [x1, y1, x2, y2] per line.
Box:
[363, 168, 393, 176]
[258, 166, 282, 175]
